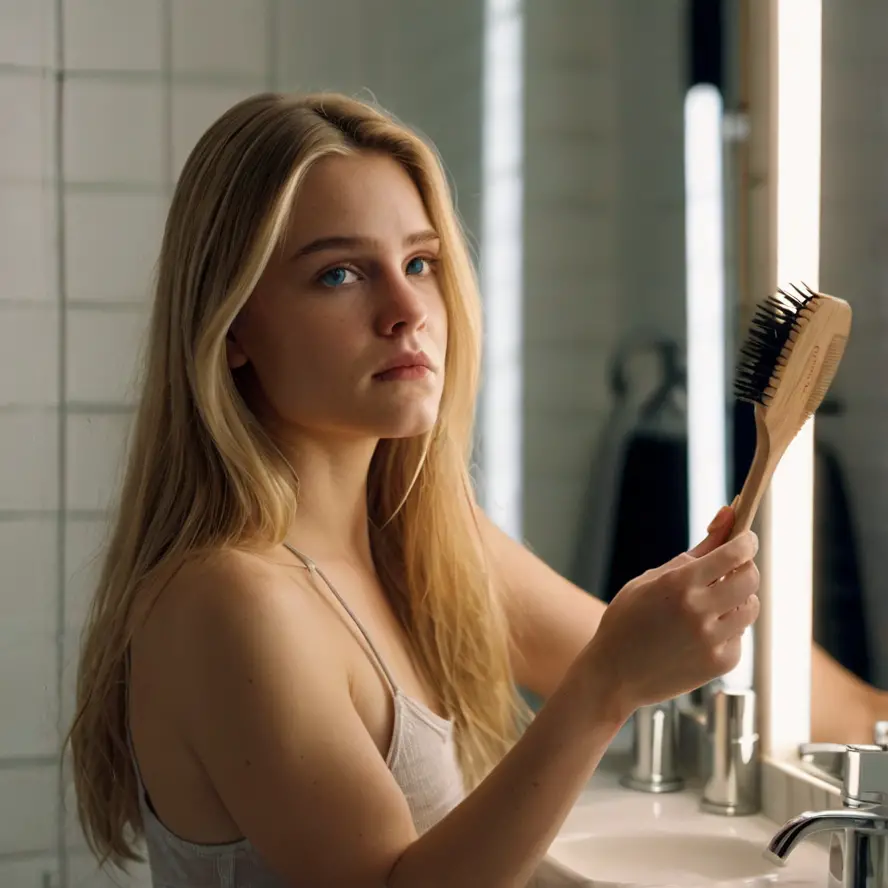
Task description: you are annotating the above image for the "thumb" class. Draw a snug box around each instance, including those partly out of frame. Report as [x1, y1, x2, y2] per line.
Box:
[688, 504, 735, 557]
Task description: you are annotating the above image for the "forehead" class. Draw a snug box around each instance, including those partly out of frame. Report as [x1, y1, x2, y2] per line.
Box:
[284, 152, 433, 249]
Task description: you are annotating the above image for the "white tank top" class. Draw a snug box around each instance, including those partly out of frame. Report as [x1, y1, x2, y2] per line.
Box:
[127, 543, 466, 887]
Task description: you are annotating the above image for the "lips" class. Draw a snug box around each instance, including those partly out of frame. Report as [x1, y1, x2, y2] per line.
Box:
[373, 351, 434, 377]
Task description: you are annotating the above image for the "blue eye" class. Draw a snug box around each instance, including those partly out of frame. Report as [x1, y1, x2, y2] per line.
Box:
[406, 257, 430, 275]
[319, 267, 358, 288]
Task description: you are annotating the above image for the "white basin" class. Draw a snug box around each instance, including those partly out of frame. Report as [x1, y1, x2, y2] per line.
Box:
[546, 831, 781, 887]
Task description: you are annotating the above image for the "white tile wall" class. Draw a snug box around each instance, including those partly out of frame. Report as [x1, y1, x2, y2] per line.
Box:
[0, 518, 58, 634]
[0, 0, 56, 69]
[0, 633, 59, 757]
[0, 185, 58, 303]
[0, 72, 55, 183]
[0, 413, 60, 511]
[63, 0, 164, 72]
[0, 766, 57, 856]
[0, 306, 59, 406]
[171, 0, 268, 79]
[0, 856, 59, 888]
[67, 308, 148, 404]
[65, 413, 133, 512]
[64, 79, 166, 184]
[64, 192, 167, 303]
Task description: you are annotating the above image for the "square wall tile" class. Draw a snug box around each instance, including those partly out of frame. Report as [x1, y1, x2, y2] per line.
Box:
[0, 0, 55, 68]
[0, 857, 59, 888]
[66, 412, 134, 512]
[0, 184, 58, 302]
[65, 191, 167, 302]
[0, 305, 59, 406]
[0, 71, 55, 182]
[0, 517, 58, 634]
[0, 628, 59, 756]
[64, 0, 164, 71]
[64, 518, 109, 634]
[0, 412, 60, 510]
[172, 0, 267, 79]
[67, 307, 149, 404]
[64, 79, 165, 184]
[171, 84, 259, 178]
[272, 0, 367, 92]
[0, 766, 57, 856]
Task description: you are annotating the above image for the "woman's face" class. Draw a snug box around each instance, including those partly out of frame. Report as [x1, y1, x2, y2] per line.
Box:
[228, 151, 448, 444]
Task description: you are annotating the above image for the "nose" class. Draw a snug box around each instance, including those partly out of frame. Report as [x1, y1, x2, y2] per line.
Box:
[375, 268, 429, 337]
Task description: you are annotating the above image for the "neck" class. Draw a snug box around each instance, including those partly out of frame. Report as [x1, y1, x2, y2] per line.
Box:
[280, 432, 379, 568]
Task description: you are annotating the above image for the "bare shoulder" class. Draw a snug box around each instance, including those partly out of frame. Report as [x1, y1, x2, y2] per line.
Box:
[133, 545, 417, 885]
[137, 544, 338, 699]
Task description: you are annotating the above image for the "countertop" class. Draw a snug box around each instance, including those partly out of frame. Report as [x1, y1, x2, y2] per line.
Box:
[534, 751, 829, 887]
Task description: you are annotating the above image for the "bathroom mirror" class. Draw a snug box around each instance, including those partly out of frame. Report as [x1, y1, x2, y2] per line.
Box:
[808, 0, 888, 748]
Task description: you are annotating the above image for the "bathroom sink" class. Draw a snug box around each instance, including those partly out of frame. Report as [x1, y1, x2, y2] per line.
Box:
[546, 831, 781, 887]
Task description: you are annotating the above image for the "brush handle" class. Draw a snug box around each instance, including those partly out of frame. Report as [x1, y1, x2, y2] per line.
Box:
[730, 406, 779, 538]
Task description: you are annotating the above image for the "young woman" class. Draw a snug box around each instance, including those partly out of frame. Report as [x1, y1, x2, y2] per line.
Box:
[67, 92, 760, 888]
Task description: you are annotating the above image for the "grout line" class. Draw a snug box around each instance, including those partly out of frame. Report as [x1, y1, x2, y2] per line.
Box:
[0, 754, 60, 770]
[54, 68, 266, 88]
[0, 63, 53, 76]
[63, 181, 168, 194]
[0, 403, 137, 415]
[162, 0, 175, 193]
[0, 510, 109, 522]
[266, 0, 279, 91]
[51, 0, 69, 884]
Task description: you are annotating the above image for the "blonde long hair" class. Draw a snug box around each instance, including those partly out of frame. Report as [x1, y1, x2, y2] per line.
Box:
[66, 92, 523, 867]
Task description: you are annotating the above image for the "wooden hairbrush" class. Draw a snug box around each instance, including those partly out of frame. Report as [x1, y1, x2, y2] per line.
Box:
[730, 283, 852, 537]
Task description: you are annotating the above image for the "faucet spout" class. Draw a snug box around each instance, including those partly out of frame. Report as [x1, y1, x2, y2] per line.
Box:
[766, 809, 888, 864]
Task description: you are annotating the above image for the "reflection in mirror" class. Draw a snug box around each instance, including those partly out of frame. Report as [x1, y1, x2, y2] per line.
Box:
[808, 0, 888, 747]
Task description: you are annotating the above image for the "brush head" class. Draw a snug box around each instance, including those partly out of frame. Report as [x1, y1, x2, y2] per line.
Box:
[734, 283, 821, 408]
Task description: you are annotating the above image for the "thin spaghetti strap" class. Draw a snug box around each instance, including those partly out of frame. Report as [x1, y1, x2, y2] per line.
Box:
[282, 542, 400, 696]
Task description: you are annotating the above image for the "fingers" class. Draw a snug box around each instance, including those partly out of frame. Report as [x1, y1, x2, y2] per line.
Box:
[711, 593, 760, 642]
[707, 560, 760, 615]
[687, 531, 758, 586]
[687, 505, 735, 557]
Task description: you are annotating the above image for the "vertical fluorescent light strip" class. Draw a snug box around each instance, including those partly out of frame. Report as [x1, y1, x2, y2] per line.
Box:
[480, 0, 524, 538]
[768, 0, 822, 756]
[684, 84, 727, 546]
[685, 83, 753, 689]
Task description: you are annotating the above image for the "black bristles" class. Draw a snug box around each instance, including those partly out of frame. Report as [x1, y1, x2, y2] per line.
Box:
[734, 282, 819, 406]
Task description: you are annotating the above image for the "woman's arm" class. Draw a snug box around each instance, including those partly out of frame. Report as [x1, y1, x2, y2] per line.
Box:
[477, 506, 886, 743]
[166, 529, 757, 888]
[166, 551, 627, 888]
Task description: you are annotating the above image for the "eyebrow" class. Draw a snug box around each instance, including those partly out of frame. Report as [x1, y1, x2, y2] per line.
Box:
[290, 229, 440, 261]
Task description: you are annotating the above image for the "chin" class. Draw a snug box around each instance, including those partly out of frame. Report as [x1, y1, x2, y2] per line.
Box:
[373, 401, 441, 440]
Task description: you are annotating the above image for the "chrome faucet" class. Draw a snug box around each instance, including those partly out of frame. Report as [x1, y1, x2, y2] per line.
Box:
[767, 744, 888, 887]
[620, 699, 685, 793]
[619, 684, 760, 815]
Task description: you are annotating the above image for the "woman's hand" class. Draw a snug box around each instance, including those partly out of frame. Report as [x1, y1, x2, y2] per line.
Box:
[582, 506, 760, 714]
